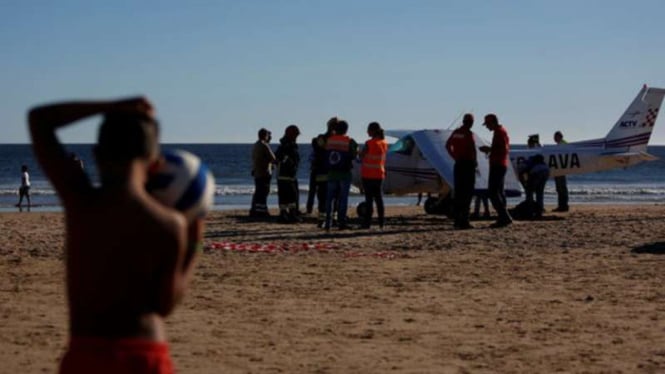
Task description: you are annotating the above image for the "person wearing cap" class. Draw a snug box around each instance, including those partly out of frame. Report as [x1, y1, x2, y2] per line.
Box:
[250, 128, 276, 218]
[527, 134, 541, 148]
[553, 131, 569, 212]
[275, 124, 301, 223]
[445, 113, 477, 229]
[479, 114, 513, 227]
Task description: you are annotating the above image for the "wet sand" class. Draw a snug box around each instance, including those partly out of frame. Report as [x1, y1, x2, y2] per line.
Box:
[1, 205, 665, 373]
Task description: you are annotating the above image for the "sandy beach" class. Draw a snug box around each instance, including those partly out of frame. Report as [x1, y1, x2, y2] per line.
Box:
[1, 205, 665, 373]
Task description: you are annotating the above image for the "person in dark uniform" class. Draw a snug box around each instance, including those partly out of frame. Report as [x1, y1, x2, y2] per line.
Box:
[519, 154, 549, 219]
[275, 125, 301, 223]
[553, 131, 569, 212]
[445, 113, 477, 229]
[250, 128, 276, 218]
[311, 117, 337, 225]
[324, 120, 358, 231]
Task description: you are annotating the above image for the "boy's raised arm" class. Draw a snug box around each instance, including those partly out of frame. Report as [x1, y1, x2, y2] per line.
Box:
[28, 98, 153, 203]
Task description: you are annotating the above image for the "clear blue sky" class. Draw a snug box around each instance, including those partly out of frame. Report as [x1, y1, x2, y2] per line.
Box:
[2, 0, 665, 144]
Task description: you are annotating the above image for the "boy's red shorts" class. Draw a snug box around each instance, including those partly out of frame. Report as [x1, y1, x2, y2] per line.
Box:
[59, 337, 174, 374]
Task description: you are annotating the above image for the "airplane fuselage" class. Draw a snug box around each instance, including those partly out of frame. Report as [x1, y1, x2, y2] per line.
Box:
[510, 146, 646, 178]
[353, 144, 650, 196]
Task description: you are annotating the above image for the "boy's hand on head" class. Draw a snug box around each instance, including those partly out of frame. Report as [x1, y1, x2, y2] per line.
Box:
[114, 97, 155, 117]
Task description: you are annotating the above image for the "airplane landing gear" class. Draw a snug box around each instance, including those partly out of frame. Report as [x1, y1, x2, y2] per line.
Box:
[423, 195, 454, 218]
[356, 201, 369, 219]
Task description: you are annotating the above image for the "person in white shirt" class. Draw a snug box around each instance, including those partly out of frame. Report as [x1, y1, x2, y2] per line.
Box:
[17, 164, 31, 208]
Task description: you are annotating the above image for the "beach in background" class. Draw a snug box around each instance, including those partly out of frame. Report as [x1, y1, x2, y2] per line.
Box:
[1, 205, 664, 373]
[2, 143, 665, 212]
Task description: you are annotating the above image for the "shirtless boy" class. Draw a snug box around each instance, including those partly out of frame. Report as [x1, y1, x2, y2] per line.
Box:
[29, 97, 201, 373]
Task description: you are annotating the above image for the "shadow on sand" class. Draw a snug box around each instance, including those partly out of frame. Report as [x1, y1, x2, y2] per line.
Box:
[631, 242, 665, 255]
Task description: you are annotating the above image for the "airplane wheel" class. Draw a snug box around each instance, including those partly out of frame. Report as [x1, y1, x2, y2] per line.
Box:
[424, 197, 438, 214]
[424, 196, 454, 218]
[440, 196, 454, 219]
[356, 202, 369, 218]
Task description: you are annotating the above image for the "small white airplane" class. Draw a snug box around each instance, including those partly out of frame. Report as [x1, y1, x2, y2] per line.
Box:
[352, 84, 665, 216]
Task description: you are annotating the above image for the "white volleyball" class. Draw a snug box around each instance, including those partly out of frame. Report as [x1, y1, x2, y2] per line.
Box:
[147, 149, 215, 221]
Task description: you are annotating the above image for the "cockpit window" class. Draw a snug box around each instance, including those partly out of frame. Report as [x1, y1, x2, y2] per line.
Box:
[389, 136, 415, 155]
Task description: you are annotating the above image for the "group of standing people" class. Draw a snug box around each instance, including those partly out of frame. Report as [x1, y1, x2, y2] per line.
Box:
[250, 113, 569, 232]
[249, 125, 303, 223]
[446, 113, 569, 229]
[446, 113, 514, 229]
[249, 117, 388, 231]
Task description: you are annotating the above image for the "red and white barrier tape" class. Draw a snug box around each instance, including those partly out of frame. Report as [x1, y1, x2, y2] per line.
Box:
[207, 241, 410, 259]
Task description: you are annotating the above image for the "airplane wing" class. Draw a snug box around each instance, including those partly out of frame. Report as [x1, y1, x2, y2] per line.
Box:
[473, 134, 523, 197]
[410, 129, 523, 197]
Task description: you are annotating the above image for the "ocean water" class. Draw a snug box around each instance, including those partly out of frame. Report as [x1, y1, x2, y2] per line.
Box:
[1, 143, 665, 212]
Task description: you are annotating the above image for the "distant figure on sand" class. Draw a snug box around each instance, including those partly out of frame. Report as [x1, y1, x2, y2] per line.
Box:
[479, 114, 513, 228]
[29, 97, 202, 373]
[16, 164, 31, 208]
[250, 128, 276, 218]
[553, 131, 569, 212]
[359, 121, 388, 229]
[275, 125, 301, 223]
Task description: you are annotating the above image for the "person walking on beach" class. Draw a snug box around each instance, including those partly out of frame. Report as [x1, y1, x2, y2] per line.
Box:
[324, 120, 358, 231]
[359, 121, 388, 229]
[311, 117, 337, 225]
[553, 130, 569, 212]
[479, 114, 513, 228]
[16, 164, 31, 208]
[28, 97, 203, 373]
[445, 113, 477, 229]
[275, 124, 301, 223]
[250, 128, 276, 218]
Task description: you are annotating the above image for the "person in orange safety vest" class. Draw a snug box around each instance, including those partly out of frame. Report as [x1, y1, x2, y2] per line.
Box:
[359, 121, 388, 229]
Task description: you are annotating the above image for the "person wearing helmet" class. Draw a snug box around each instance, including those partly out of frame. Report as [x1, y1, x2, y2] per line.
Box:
[275, 124, 301, 223]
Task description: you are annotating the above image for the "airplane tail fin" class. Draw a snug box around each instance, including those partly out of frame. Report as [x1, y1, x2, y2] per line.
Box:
[602, 85, 665, 151]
